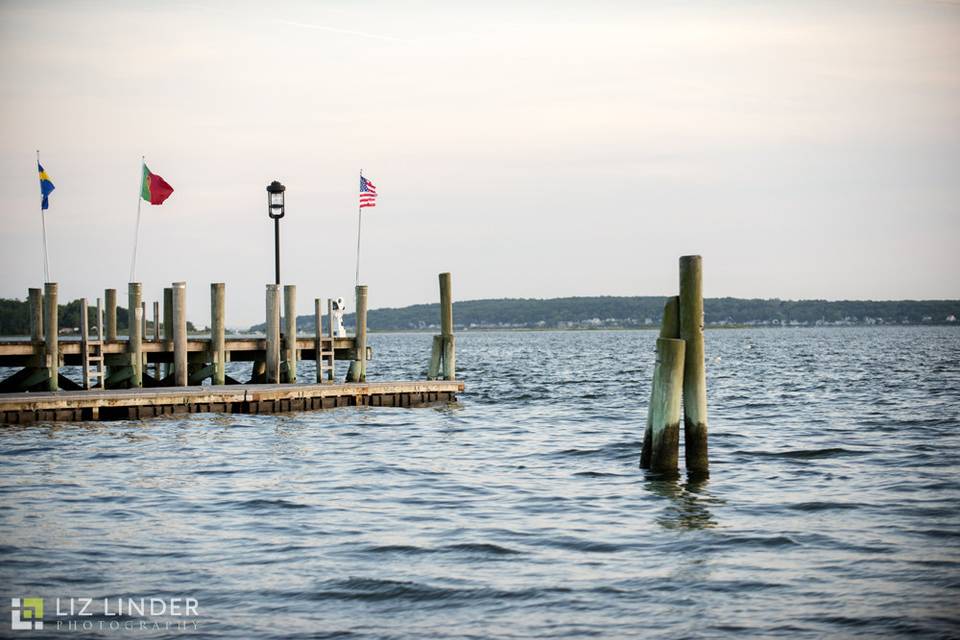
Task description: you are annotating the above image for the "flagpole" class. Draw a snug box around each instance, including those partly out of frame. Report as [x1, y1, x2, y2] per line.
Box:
[37, 150, 50, 283]
[129, 156, 144, 283]
[355, 169, 363, 288]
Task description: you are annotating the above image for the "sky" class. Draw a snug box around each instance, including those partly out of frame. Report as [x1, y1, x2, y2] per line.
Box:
[1, 0, 958, 328]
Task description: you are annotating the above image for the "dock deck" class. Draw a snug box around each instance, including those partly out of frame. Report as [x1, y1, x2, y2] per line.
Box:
[0, 380, 464, 424]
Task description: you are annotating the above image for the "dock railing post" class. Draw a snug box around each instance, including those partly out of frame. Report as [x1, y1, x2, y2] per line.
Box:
[679, 255, 709, 477]
[283, 284, 297, 383]
[43, 282, 58, 391]
[647, 337, 686, 476]
[163, 287, 173, 380]
[641, 296, 680, 469]
[29, 288, 43, 344]
[128, 282, 143, 388]
[439, 272, 456, 381]
[211, 283, 225, 385]
[265, 284, 280, 384]
[173, 282, 188, 387]
[105, 288, 117, 342]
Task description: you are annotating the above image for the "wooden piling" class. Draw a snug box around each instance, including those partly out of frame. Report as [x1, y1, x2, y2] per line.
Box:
[354, 285, 368, 382]
[641, 296, 681, 469]
[265, 284, 280, 384]
[140, 301, 147, 342]
[283, 284, 297, 383]
[172, 282, 187, 387]
[647, 337, 686, 475]
[28, 288, 43, 343]
[152, 301, 160, 379]
[163, 287, 173, 379]
[427, 335, 442, 380]
[439, 273, 455, 380]
[211, 283, 225, 386]
[679, 255, 709, 477]
[105, 288, 117, 342]
[327, 298, 335, 381]
[80, 298, 91, 390]
[128, 283, 143, 388]
[43, 282, 58, 391]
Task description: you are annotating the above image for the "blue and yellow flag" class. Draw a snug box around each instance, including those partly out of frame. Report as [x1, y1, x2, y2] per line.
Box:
[38, 163, 55, 210]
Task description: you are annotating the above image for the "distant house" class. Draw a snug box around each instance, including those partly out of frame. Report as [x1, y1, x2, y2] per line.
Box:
[947, 315, 957, 323]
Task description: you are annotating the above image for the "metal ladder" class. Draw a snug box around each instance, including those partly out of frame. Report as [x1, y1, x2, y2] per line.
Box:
[81, 297, 105, 390]
[316, 299, 336, 383]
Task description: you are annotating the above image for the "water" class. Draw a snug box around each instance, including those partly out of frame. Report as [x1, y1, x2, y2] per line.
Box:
[2, 327, 959, 639]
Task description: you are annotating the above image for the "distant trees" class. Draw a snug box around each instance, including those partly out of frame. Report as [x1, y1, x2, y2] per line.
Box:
[0, 298, 195, 336]
[246, 296, 960, 333]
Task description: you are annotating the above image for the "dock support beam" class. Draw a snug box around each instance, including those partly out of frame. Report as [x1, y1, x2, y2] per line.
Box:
[211, 283, 225, 386]
[283, 284, 297, 383]
[128, 283, 143, 388]
[679, 255, 709, 477]
[173, 282, 187, 387]
[29, 288, 43, 344]
[43, 282, 58, 391]
[646, 337, 686, 476]
[105, 288, 117, 342]
[265, 284, 280, 384]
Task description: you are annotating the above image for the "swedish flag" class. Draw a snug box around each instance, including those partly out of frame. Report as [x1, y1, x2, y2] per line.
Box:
[38, 163, 55, 210]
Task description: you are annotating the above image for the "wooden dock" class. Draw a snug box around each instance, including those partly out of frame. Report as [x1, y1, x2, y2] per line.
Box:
[0, 380, 464, 424]
[0, 273, 463, 424]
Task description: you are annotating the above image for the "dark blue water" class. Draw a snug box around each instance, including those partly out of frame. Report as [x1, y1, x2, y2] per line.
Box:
[2, 328, 959, 638]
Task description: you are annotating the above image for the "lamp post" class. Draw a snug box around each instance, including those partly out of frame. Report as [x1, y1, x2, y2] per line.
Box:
[266, 180, 286, 285]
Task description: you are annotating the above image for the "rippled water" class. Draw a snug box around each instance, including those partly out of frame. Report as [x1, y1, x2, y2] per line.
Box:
[2, 327, 959, 639]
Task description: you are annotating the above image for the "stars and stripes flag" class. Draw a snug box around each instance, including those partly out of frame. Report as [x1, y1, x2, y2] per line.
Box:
[359, 175, 377, 208]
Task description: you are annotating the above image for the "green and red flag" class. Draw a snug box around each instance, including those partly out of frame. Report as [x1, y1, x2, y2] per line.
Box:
[140, 164, 174, 205]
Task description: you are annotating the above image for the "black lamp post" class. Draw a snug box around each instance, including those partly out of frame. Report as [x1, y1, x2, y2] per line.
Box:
[266, 180, 286, 285]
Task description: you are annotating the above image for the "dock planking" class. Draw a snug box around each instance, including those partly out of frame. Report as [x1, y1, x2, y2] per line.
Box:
[0, 380, 464, 424]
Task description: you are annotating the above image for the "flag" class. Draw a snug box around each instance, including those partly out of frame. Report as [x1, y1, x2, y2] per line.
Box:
[38, 163, 55, 210]
[141, 164, 174, 205]
[359, 175, 377, 208]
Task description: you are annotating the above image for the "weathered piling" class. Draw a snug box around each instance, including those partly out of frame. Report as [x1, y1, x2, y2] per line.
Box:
[350, 285, 368, 383]
[28, 288, 43, 343]
[80, 298, 91, 390]
[439, 272, 456, 380]
[152, 301, 160, 379]
[105, 288, 117, 341]
[128, 283, 143, 388]
[43, 283, 58, 391]
[427, 335, 443, 380]
[641, 296, 680, 469]
[163, 287, 173, 379]
[211, 283, 225, 386]
[283, 284, 297, 383]
[265, 284, 281, 384]
[646, 337, 686, 475]
[172, 282, 187, 387]
[679, 255, 709, 477]
[140, 301, 147, 341]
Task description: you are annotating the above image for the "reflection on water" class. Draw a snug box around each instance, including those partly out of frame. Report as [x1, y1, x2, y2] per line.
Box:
[1, 327, 959, 639]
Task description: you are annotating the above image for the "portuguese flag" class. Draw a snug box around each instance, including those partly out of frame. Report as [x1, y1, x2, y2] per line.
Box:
[140, 164, 174, 205]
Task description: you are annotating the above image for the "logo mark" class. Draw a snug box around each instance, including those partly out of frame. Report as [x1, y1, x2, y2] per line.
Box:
[11, 598, 43, 631]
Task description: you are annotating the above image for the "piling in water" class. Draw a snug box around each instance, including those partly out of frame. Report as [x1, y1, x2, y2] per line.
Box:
[128, 283, 143, 388]
[172, 282, 187, 387]
[431, 272, 456, 381]
[647, 337, 686, 475]
[283, 285, 297, 383]
[641, 296, 680, 469]
[43, 283, 58, 391]
[679, 255, 709, 477]
[28, 288, 43, 344]
[105, 288, 117, 342]
[265, 284, 280, 384]
[211, 283, 225, 385]
[163, 287, 173, 379]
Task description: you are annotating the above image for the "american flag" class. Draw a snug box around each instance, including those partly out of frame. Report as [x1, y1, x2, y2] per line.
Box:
[359, 175, 377, 208]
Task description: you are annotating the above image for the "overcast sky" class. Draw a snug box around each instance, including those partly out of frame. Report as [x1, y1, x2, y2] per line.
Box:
[1, 0, 958, 327]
